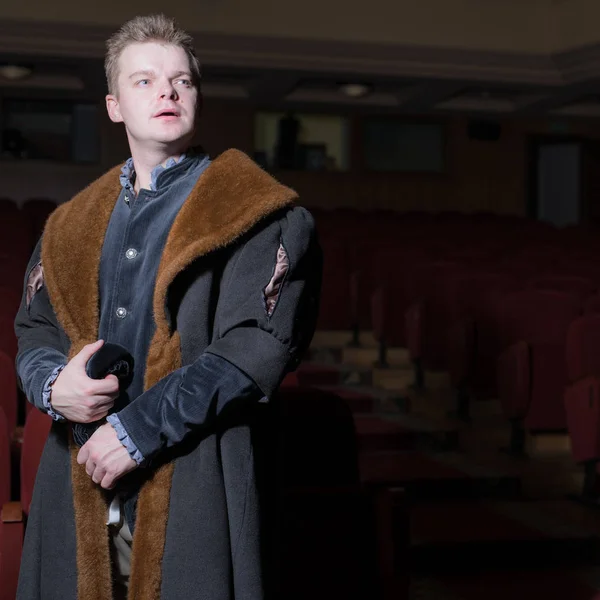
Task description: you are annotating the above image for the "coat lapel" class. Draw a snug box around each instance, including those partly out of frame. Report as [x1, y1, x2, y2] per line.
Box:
[41, 167, 122, 355]
[40, 148, 297, 600]
[42, 167, 121, 600]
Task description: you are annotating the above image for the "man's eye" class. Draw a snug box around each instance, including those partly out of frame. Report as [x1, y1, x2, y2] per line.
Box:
[176, 79, 192, 86]
[136, 79, 150, 86]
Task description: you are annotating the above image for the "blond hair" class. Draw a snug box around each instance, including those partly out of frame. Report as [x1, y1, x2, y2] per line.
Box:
[105, 14, 201, 95]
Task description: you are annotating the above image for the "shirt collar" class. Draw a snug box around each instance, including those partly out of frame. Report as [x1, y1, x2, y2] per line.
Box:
[119, 153, 188, 195]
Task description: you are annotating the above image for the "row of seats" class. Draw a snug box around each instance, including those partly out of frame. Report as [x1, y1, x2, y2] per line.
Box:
[312, 208, 600, 334]
[0, 388, 408, 599]
[2, 189, 70, 600]
[308, 208, 600, 498]
[0, 404, 52, 600]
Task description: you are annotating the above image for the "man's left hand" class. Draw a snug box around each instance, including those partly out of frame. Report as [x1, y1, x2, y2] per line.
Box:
[77, 423, 137, 490]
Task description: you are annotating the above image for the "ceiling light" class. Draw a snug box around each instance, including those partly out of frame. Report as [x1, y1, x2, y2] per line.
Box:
[0, 65, 33, 80]
[339, 83, 371, 98]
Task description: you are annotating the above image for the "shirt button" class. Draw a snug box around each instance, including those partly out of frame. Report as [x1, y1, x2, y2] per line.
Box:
[116, 307, 127, 319]
[125, 248, 138, 260]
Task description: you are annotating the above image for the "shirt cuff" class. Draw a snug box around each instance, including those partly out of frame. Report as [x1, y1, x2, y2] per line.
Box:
[106, 414, 145, 465]
[42, 365, 66, 421]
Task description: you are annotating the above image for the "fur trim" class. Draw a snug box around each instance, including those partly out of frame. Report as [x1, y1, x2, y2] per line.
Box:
[42, 168, 121, 600]
[70, 445, 113, 600]
[128, 332, 181, 599]
[40, 149, 297, 599]
[41, 167, 122, 347]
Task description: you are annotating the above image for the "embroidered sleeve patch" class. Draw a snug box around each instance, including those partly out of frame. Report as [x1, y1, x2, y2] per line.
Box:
[263, 242, 289, 317]
[26, 262, 44, 309]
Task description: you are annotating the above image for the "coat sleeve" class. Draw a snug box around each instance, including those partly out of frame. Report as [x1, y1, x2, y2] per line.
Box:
[113, 206, 322, 460]
[14, 240, 69, 412]
[204, 205, 322, 396]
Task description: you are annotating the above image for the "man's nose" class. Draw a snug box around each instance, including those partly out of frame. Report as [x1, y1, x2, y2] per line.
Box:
[159, 82, 178, 100]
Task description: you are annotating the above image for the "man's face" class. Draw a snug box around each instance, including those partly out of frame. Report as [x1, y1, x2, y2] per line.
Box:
[106, 42, 199, 153]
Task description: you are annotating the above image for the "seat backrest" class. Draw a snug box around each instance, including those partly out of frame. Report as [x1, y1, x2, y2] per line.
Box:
[0, 317, 18, 361]
[20, 409, 52, 515]
[557, 259, 600, 283]
[584, 293, 600, 315]
[447, 271, 519, 322]
[0, 350, 17, 436]
[566, 314, 600, 382]
[495, 290, 580, 350]
[0, 286, 22, 322]
[0, 407, 10, 507]
[407, 261, 463, 305]
[0, 210, 33, 256]
[317, 239, 352, 330]
[21, 198, 57, 216]
[0, 198, 18, 213]
[22, 198, 58, 243]
[527, 275, 596, 304]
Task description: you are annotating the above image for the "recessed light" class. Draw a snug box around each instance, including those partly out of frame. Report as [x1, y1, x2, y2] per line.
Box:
[0, 65, 33, 80]
[339, 83, 372, 98]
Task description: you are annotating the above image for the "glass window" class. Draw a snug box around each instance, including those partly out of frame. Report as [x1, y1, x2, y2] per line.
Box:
[363, 119, 444, 173]
[1, 99, 100, 163]
[254, 111, 350, 171]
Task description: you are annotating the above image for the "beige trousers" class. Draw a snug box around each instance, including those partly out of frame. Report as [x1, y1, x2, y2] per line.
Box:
[110, 519, 133, 599]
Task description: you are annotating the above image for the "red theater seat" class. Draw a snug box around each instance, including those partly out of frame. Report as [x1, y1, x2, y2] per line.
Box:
[0, 199, 18, 214]
[445, 273, 520, 419]
[0, 407, 15, 600]
[0, 318, 17, 362]
[0, 409, 10, 509]
[19, 409, 52, 516]
[526, 275, 595, 306]
[0, 409, 51, 600]
[317, 239, 353, 331]
[0, 211, 33, 257]
[564, 315, 600, 500]
[0, 351, 17, 438]
[0, 287, 21, 322]
[496, 290, 580, 455]
[584, 294, 600, 315]
[405, 261, 464, 375]
[22, 198, 57, 245]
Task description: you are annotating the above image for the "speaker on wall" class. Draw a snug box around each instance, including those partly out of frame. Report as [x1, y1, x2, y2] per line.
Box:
[467, 119, 502, 141]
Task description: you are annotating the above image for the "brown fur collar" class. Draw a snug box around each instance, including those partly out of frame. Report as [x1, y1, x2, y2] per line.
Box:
[41, 148, 298, 599]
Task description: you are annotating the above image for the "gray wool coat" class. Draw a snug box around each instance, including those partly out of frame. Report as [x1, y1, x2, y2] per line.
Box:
[13, 149, 322, 600]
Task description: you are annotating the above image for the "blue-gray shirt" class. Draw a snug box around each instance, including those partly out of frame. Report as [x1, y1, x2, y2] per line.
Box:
[104, 153, 209, 404]
[100, 152, 210, 461]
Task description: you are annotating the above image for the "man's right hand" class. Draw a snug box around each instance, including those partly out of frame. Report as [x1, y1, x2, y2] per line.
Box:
[50, 340, 120, 423]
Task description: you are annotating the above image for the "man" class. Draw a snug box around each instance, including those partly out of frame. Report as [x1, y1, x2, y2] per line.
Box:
[14, 13, 321, 600]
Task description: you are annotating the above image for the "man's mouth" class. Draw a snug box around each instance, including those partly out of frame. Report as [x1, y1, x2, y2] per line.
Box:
[154, 109, 180, 118]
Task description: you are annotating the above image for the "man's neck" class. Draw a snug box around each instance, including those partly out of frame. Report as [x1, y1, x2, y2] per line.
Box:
[130, 146, 189, 193]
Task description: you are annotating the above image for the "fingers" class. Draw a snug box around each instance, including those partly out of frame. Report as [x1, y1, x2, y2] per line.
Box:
[80, 402, 115, 423]
[77, 444, 89, 465]
[92, 464, 106, 485]
[79, 444, 106, 484]
[101, 472, 116, 490]
[87, 377, 119, 396]
[92, 397, 116, 410]
[85, 410, 110, 423]
[71, 340, 105, 367]
[87, 393, 116, 409]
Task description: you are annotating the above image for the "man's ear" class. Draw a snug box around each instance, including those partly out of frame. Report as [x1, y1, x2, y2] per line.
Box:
[106, 94, 123, 123]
